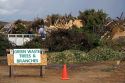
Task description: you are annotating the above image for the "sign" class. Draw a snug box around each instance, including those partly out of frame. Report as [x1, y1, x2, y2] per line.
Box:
[14, 49, 41, 64]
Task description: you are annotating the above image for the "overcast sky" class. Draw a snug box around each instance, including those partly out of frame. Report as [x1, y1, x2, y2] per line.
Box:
[0, 0, 125, 21]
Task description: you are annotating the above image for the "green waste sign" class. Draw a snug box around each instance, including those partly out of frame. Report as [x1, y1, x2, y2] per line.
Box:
[14, 49, 41, 64]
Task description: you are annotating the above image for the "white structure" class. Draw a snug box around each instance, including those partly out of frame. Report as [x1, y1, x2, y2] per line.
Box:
[8, 34, 38, 46]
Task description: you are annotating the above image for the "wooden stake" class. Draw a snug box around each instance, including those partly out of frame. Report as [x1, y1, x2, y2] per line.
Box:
[9, 66, 12, 77]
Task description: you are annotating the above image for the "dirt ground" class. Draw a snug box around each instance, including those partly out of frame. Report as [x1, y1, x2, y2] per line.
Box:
[0, 57, 125, 83]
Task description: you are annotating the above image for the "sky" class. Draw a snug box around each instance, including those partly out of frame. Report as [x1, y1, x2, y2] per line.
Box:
[0, 0, 125, 22]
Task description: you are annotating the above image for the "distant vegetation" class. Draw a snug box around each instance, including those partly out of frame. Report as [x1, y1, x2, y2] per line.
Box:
[0, 21, 8, 30]
[0, 21, 8, 25]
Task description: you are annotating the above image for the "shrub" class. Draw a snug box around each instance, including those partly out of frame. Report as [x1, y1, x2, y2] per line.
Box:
[0, 34, 12, 56]
[45, 28, 91, 52]
[47, 50, 87, 64]
[83, 31, 101, 48]
[87, 46, 125, 61]
[22, 28, 100, 52]
[23, 37, 46, 48]
[47, 47, 125, 64]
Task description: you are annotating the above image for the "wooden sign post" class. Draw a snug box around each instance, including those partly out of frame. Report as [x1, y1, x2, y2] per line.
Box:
[7, 49, 48, 77]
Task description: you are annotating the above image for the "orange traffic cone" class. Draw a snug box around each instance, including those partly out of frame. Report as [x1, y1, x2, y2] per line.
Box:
[61, 64, 69, 80]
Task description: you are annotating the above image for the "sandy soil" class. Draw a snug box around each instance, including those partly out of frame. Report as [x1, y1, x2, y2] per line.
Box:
[0, 57, 125, 83]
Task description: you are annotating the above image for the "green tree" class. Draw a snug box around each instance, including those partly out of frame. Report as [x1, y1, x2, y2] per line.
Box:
[78, 9, 107, 33]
